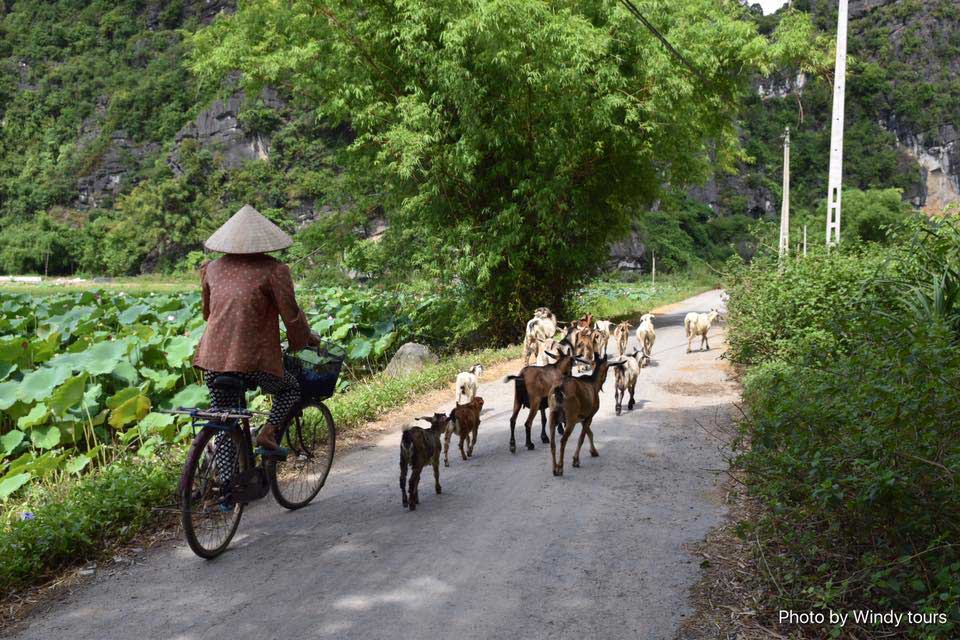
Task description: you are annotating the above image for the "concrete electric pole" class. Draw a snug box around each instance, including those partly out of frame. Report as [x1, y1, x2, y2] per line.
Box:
[826, 0, 848, 246]
[779, 126, 791, 260]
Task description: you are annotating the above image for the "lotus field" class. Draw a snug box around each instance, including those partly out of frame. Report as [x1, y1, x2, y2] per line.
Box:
[0, 286, 420, 501]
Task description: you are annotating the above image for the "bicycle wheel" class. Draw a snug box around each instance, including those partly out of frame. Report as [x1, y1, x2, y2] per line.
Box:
[269, 402, 336, 510]
[181, 427, 246, 558]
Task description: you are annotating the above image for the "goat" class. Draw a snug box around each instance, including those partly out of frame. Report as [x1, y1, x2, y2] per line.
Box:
[547, 353, 624, 476]
[575, 327, 596, 373]
[455, 364, 483, 405]
[522, 307, 558, 366]
[613, 321, 632, 355]
[444, 396, 484, 467]
[613, 349, 643, 416]
[635, 313, 656, 362]
[684, 309, 721, 353]
[400, 413, 447, 510]
[504, 338, 578, 453]
[593, 320, 613, 356]
[535, 338, 560, 366]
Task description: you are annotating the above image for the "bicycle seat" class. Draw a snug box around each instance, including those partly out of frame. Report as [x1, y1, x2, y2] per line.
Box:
[211, 375, 247, 393]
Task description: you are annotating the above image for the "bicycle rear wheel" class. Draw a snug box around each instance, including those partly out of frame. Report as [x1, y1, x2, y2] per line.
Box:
[181, 427, 246, 558]
[269, 402, 336, 510]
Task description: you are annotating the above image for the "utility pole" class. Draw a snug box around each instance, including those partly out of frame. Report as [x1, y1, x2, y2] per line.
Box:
[826, 0, 848, 246]
[779, 126, 791, 261]
[803, 225, 808, 256]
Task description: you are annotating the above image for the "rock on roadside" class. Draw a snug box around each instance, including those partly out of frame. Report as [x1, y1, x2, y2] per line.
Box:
[383, 343, 438, 377]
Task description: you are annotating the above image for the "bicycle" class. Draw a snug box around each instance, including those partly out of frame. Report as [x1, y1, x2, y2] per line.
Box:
[166, 344, 342, 559]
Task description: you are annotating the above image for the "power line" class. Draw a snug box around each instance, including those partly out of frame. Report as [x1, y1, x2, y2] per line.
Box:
[617, 0, 712, 87]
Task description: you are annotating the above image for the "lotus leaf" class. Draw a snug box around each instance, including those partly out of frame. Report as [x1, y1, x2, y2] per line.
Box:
[164, 383, 208, 410]
[49, 372, 88, 417]
[18, 403, 50, 429]
[18, 366, 72, 403]
[64, 454, 92, 475]
[0, 472, 31, 500]
[0, 430, 25, 456]
[107, 388, 151, 429]
[30, 425, 61, 450]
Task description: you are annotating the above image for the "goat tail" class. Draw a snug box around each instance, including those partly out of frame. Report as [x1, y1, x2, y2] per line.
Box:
[503, 375, 522, 383]
[401, 430, 414, 462]
[548, 388, 565, 411]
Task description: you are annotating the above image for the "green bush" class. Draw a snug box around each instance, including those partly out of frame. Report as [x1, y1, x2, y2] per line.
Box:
[0, 457, 178, 595]
[727, 218, 960, 636]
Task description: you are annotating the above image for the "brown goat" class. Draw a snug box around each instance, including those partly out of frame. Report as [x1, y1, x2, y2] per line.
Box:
[504, 336, 577, 453]
[575, 327, 596, 373]
[400, 413, 447, 510]
[613, 321, 632, 355]
[547, 353, 624, 476]
[445, 396, 484, 467]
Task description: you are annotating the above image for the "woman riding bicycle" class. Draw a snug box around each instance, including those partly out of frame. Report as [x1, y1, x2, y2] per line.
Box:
[193, 204, 320, 451]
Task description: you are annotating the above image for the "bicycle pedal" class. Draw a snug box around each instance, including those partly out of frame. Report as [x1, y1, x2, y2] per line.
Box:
[255, 446, 289, 459]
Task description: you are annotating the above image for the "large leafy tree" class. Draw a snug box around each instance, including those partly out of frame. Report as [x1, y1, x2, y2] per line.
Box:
[193, 0, 772, 338]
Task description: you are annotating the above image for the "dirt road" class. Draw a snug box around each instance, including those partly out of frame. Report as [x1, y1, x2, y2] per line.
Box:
[11, 290, 737, 640]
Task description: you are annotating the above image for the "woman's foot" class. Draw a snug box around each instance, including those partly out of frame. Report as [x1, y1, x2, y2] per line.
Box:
[256, 423, 280, 450]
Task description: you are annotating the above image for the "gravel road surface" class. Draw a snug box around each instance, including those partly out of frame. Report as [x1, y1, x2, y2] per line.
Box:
[11, 289, 737, 640]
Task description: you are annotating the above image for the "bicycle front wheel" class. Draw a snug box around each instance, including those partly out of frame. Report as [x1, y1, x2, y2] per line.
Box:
[181, 427, 245, 558]
[269, 402, 336, 510]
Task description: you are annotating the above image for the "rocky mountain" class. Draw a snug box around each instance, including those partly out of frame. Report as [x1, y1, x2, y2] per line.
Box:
[0, 0, 956, 276]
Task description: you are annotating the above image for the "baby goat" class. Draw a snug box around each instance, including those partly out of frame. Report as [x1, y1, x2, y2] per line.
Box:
[455, 364, 483, 405]
[612, 321, 632, 355]
[547, 353, 623, 476]
[535, 338, 561, 366]
[684, 309, 721, 353]
[445, 396, 484, 467]
[400, 413, 447, 510]
[613, 349, 643, 416]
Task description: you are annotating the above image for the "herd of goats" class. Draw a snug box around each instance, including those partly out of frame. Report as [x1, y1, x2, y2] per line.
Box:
[399, 304, 724, 510]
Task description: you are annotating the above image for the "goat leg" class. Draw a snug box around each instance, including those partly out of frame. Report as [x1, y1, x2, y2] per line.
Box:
[459, 433, 467, 461]
[615, 385, 623, 416]
[508, 398, 522, 454]
[573, 425, 587, 468]
[584, 418, 599, 457]
[539, 401, 549, 444]
[522, 402, 537, 450]
[408, 467, 421, 510]
[549, 411, 560, 477]
[556, 422, 573, 477]
[400, 458, 408, 508]
[628, 383, 636, 410]
[467, 426, 477, 457]
[433, 453, 441, 495]
[443, 429, 452, 468]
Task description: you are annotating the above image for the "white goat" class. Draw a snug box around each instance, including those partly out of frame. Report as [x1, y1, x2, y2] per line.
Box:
[455, 364, 484, 405]
[523, 307, 558, 366]
[635, 313, 656, 361]
[593, 320, 613, 356]
[613, 350, 644, 416]
[684, 309, 721, 353]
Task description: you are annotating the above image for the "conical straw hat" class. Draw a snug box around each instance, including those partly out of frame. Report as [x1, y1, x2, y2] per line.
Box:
[204, 204, 293, 254]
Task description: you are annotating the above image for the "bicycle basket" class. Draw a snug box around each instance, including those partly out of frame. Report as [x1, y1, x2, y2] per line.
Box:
[284, 342, 345, 402]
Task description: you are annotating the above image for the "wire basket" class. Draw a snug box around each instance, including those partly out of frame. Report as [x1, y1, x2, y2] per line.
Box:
[284, 341, 345, 402]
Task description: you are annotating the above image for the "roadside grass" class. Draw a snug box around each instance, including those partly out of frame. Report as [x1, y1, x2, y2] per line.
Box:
[569, 269, 719, 321]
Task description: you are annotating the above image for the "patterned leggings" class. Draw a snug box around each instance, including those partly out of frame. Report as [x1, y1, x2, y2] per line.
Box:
[203, 370, 301, 487]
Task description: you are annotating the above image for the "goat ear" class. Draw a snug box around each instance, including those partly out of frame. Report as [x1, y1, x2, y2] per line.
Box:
[544, 351, 558, 359]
